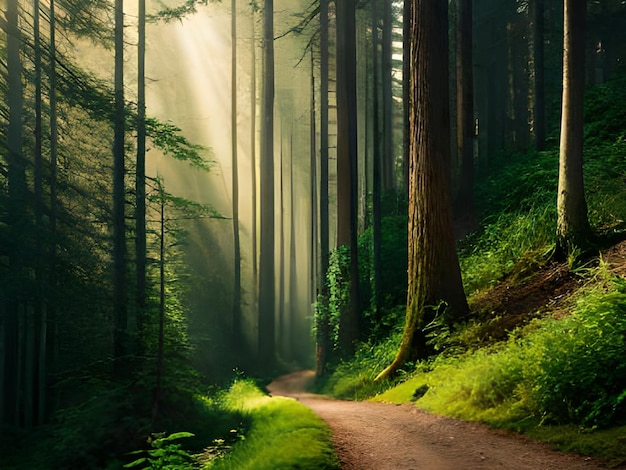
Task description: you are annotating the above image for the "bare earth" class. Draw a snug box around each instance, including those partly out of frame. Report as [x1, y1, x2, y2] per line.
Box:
[267, 370, 609, 470]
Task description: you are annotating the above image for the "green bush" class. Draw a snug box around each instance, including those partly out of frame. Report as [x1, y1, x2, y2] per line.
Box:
[519, 283, 626, 426]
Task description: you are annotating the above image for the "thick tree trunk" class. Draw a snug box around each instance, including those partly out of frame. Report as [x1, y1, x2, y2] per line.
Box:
[335, 0, 360, 356]
[377, 0, 468, 381]
[556, 0, 590, 257]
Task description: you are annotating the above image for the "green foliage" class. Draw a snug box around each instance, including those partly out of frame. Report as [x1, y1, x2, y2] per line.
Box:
[125, 432, 198, 469]
[460, 149, 559, 293]
[584, 70, 626, 147]
[518, 282, 626, 426]
[204, 380, 339, 470]
[316, 246, 350, 355]
[459, 203, 556, 293]
[376, 277, 626, 428]
[317, 323, 407, 400]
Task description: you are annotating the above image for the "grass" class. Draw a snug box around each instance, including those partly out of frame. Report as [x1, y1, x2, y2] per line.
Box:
[204, 380, 339, 470]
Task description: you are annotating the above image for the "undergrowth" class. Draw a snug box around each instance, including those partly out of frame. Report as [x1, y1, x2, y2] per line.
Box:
[204, 380, 339, 470]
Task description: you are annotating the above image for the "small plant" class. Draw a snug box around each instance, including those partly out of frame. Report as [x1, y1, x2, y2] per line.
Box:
[125, 432, 198, 469]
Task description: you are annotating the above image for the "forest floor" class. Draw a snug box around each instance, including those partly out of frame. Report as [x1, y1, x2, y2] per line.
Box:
[268, 241, 626, 469]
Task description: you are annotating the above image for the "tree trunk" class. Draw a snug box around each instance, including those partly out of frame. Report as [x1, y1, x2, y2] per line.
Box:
[47, 0, 59, 423]
[455, 0, 475, 223]
[231, 0, 243, 344]
[533, 0, 546, 150]
[250, 3, 258, 315]
[556, 0, 590, 257]
[335, 0, 360, 356]
[113, 0, 128, 371]
[258, 0, 275, 369]
[402, 0, 411, 194]
[377, 0, 468, 382]
[4, 0, 25, 426]
[316, 0, 331, 376]
[372, 0, 383, 321]
[381, 0, 394, 193]
[136, 0, 147, 346]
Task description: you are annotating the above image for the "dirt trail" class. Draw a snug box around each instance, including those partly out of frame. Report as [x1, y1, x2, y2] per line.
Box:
[267, 370, 608, 470]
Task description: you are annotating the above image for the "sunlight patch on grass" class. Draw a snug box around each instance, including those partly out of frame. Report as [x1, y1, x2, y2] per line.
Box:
[205, 380, 339, 470]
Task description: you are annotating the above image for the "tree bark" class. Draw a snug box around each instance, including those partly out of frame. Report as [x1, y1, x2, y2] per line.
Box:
[136, 0, 147, 346]
[377, 0, 468, 381]
[316, 0, 331, 376]
[335, 0, 360, 356]
[556, 0, 590, 257]
[532, 0, 546, 151]
[4, 0, 25, 426]
[258, 0, 275, 369]
[231, 0, 243, 344]
[455, 0, 475, 222]
[113, 0, 128, 371]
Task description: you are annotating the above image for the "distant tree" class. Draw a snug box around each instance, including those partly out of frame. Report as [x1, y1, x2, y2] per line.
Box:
[113, 0, 128, 370]
[316, 0, 331, 376]
[381, 0, 394, 193]
[250, 1, 259, 313]
[231, 0, 243, 344]
[136, 0, 147, 342]
[3, 0, 26, 427]
[371, 0, 383, 321]
[454, 0, 475, 224]
[532, 0, 546, 151]
[258, 0, 275, 368]
[556, 0, 591, 258]
[377, 0, 468, 381]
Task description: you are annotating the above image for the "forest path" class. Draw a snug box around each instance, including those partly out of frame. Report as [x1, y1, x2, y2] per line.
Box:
[267, 370, 606, 470]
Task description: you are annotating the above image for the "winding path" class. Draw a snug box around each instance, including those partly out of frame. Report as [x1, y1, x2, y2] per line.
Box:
[267, 371, 608, 470]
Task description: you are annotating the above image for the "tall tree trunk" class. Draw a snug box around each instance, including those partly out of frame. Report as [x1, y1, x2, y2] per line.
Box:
[455, 0, 475, 222]
[556, 0, 590, 257]
[533, 0, 546, 151]
[309, 47, 318, 344]
[250, 3, 258, 314]
[258, 0, 275, 369]
[47, 0, 59, 423]
[278, 130, 286, 358]
[316, 0, 331, 376]
[402, 0, 411, 194]
[335, 0, 360, 356]
[231, 0, 243, 343]
[377, 0, 468, 382]
[381, 0, 394, 193]
[372, 0, 382, 321]
[136, 0, 147, 347]
[113, 0, 128, 371]
[152, 183, 166, 428]
[28, 0, 45, 429]
[4, 0, 25, 426]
